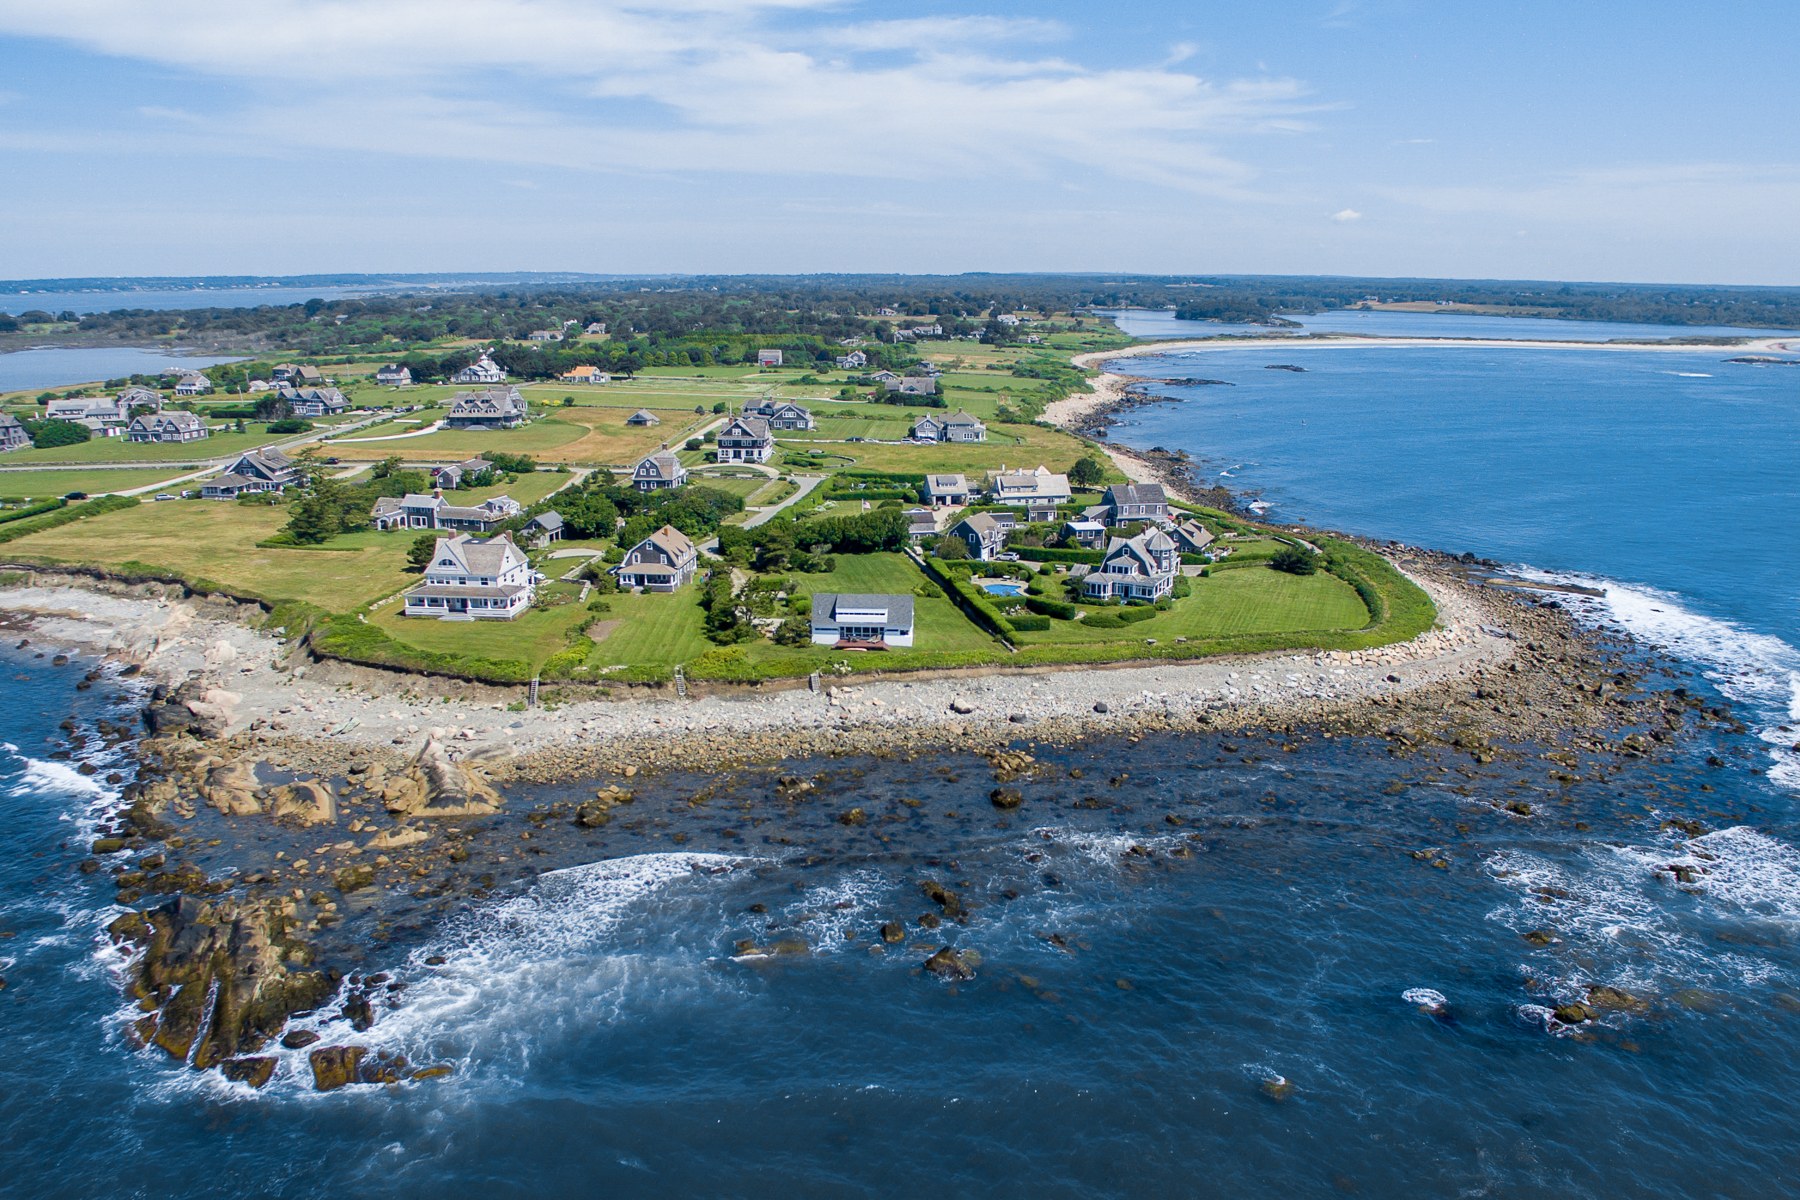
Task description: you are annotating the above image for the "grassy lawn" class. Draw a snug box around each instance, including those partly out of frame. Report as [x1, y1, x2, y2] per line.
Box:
[3, 499, 413, 609]
[799, 422, 1090, 474]
[3, 429, 287, 465]
[0, 467, 198, 498]
[582, 587, 714, 673]
[685, 472, 767, 499]
[371, 582, 596, 671]
[458, 470, 571, 507]
[1012, 567, 1370, 646]
[782, 552, 996, 654]
[324, 409, 707, 466]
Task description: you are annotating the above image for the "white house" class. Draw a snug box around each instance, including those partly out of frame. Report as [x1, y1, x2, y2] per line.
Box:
[402, 533, 534, 620]
[632, 451, 688, 492]
[374, 364, 413, 387]
[1081, 528, 1179, 602]
[453, 353, 507, 384]
[923, 473, 973, 508]
[911, 410, 986, 443]
[528, 329, 563, 342]
[810, 593, 915, 648]
[989, 465, 1072, 521]
[561, 365, 610, 385]
[174, 373, 212, 396]
[46, 395, 129, 433]
[756, 349, 783, 367]
[617, 525, 699, 591]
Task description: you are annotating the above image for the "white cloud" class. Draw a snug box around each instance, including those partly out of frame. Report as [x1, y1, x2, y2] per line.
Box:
[1331, 208, 1362, 222]
[0, 0, 1322, 196]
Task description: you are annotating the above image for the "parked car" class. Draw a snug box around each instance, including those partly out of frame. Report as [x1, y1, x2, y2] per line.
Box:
[63, 492, 87, 500]
[153, 493, 176, 501]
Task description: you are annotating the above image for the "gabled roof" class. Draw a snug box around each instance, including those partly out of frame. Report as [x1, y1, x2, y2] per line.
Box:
[1103, 481, 1167, 507]
[924, 472, 971, 492]
[526, 511, 564, 532]
[635, 451, 684, 481]
[435, 533, 526, 576]
[719, 415, 771, 440]
[630, 524, 696, 564]
[953, 512, 1008, 537]
[626, 409, 660, 424]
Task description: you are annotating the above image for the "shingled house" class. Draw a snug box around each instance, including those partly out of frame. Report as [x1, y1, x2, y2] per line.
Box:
[402, 533, 534, 620]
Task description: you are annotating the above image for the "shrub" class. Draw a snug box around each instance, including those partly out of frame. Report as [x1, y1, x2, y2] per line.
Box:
[1026, 596, 1078, 620]
[1271, 547, 1320, 575]
[266, 418, 314, 434]
[1006, 614, 1051, 632]
[26, 419, 90, 448]
[0, 494, 136, 544]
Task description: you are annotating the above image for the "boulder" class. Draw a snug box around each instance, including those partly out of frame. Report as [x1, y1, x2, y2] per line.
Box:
[923, 947, 977, 981]
[919, 881, 966, 919]
[220, 1056, 276, 1089]
[879, 922, 905, 944]
[989, 787, 1023, 810]
[308, 1045, 367, 1092]
[384, 739, 502, 818]
[267, 779, 337, 826]
[201, 760, 263, 817]
[1586, 985, 1648, 1013]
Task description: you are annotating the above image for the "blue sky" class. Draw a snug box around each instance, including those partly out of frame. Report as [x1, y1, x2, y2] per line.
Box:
[0, 0, 1794, 283]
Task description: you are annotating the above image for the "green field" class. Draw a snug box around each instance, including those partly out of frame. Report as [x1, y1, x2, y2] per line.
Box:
[1010, 567, 1371, 646]
[1, 429, 290, 465]
[0, 468, 198, 498]
[2, 500, 412, 609]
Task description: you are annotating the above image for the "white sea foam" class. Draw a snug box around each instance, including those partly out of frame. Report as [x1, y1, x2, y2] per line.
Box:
[1401, 987, 1447, 1009]
[1668, 371, 1713, 378]
[262, 852, 749, 1094]
[6, 754, 110, 800]
[1514, 567, 1800, 789]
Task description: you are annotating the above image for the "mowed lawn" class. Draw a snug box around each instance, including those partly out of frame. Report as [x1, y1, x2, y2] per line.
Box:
[1013, 567, 1371, 646]
[797, 422, 1090, 474]
[582, 587, 714, 671]
[324, 410, 705, 466]
[372, 582, 597, 671]
[3, 429, 287, 465]
[0, 467, 198, 498]
[785, 552, 995, 653]
[4, 500, 414, 609]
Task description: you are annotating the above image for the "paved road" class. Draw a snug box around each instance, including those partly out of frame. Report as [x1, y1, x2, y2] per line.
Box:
[743, 473, 825, 528]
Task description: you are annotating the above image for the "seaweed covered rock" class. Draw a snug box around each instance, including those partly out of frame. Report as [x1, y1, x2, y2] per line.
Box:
[109, 896, 330, 1072]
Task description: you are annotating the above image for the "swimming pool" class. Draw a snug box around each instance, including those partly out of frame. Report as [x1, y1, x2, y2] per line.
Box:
[981, 581, 1025, 596]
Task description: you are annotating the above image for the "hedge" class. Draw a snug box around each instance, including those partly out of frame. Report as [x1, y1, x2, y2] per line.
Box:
[0, 498, 66, 526]
[1026, 596, 1078, 620]
[0, 495, 137, 545]
[1013, 545, 1102, 565]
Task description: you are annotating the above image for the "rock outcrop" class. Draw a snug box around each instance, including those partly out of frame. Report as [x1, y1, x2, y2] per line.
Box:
[109, 896, 332, 1072]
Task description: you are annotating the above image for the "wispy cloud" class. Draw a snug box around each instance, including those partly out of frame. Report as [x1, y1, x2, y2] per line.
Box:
[0, 0, 1322, 197]
[1330, 208, 1362, 222]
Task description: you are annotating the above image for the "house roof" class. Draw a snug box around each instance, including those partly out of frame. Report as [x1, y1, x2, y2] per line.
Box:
[131, 412, 203, 433]
[437, 533, 526, 576]
[527, 511, 564, 532]
[632, 524, 696, 563]
[0, 413, 24, 430]
[954, 512, 1007, 537]
[925, 473, 970, 492]
[626, 409, 660, 424]
[720, 415, 771, 439]
[1103, 482, 1167, 507]
[205, 473, 255, 490]
[811, 592, 915, 629]
[635, 451, 684, 481]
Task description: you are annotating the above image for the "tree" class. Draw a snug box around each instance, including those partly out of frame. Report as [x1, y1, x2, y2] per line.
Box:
[407, 533, 438, 571]
[27, 419, 91, 448]
[1270, 547, 1320, 575]
[1068, 455, 1106, 487]
[933, 533, 970, 560]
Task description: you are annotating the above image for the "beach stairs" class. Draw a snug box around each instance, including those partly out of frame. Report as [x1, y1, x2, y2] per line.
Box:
[527, 676, 540, 708]
[674, 667, 687, 699]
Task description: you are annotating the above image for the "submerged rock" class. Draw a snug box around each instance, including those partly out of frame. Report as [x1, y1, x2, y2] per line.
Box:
[308, 1045, 367, 1092]
[923, 947, 977, 981]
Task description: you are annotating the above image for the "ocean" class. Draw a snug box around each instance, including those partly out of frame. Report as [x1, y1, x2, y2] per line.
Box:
[3, 311, 1799, 1197]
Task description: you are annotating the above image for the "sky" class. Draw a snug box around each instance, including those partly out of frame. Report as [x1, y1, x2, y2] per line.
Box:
[0, 0, 1795, 284]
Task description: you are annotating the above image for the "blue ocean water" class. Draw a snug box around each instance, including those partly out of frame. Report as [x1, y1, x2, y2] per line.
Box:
[0, 347, 247, 393]
[5, 312, 1800, 1196]
[1093, 306, 1799, 343]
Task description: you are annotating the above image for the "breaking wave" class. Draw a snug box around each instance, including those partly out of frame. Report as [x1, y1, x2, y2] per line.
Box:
[1514, 567, 1800, 789]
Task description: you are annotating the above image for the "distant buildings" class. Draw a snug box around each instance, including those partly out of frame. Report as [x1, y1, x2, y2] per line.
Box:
[374, 364, 413, 387]
[528, 329, 563, 342]
[432, 457, 492, 489]
[756, 349, 783, 367]
[834, 350, 868, 370]
[882, 375, 938, 397]
[453, 353, 507, 384]
[747, 398, 814, 431]
[174, 373, 212, 396]
[911, 410, 986, 443]
[372, 492, 521, 533]
[46, 394, 130, 434]
[128, 412, 208, 443]
[0, 414, 29, 453]
[560, 365, 610, 385]
[625, 409, 661, 426]
[279, 386, 350, 418]
[403, 533, 534, 620]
